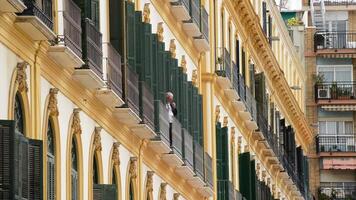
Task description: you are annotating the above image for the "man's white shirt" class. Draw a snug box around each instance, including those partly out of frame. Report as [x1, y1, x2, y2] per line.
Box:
[166, 103, 174, 123]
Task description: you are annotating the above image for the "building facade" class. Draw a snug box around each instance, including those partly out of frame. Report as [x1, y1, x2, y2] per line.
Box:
[0, 0, 312, 199]
[302, 0, 356, 199]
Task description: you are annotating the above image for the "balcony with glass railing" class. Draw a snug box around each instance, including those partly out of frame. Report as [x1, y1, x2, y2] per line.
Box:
[15, 0, 55, 40]
[319, 182, 356, 200]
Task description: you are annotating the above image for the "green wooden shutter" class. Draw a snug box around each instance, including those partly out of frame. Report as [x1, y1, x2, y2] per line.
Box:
[143, 24, 153, 88]
[157, 42, 165, 102]
[268, 15, 272, 46]
[198, 94, 203, 145]
[250, 160, 256, 200]
[47, 155, 55, 200]
[135, 11, 143, 76]
[90, 0, 100, 29]
[126, 1, 136, 71]
[109, 0, 123, 53]
[28, 139, 43, 200]
[93, 184, 118, 200]
[241, 48, 246, 81]
[71, 169, 78, 200]
[255, 72, 266, 117]
[187, 84, 193, 134]
[262, 1, 267, 35]
[151, 34, 159, 99]
[19, 131, 29, 199]
[239, 152, 251, 200]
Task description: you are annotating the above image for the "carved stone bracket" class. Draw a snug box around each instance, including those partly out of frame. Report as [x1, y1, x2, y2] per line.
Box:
[173, 193, 180, 200]
[48, 88, 59, 117]
[157, 22, 164, 42]
[16, 62, 28, 93]
[237, 136, 242, 154]
[143, 3, 150, 23]
[192, 69, 198, 87]
[215, 105, 220, 123]
[146, 171, 154, 193]
[94, 127, 102, 152]
[256, 163, 260, 180]
[72, 108, 82, 135]
[112, 142, 120, 166]
[159, 183, 167, 200]
[223, 116, 228, 127]
[180, 55, 187, 73]
[169, 39, 176, 58]
[129, 157, 138, 179]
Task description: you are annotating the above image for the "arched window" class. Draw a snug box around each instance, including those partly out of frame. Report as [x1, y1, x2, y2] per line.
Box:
[71, 138, 79, 200]
[47, 119, 55, 200]
[93, 154, 99, 184]
[129, 180, 134, 200]
[14, 93, 24, 135]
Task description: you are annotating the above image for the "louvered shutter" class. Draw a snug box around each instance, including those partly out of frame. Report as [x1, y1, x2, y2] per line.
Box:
[268, 15, 272, 46]
[236, 39, 240, 74]
[250, 160, 256, 200]
[241, 48, 246, 81]
[135, 11, 143, 75]
[239, 152, 251, 200]
[71, 169, 78, 200]
[90, 0, 100, 29]
[249, 64, 255, 95]
[198, 95, 204, 145]
[262, 2, 267, 35]
[187, 84, 193, 134]
[126, 1, 136, 70]
[143, 23, 153, 88]
[255, 73, 266, 118]
[151, 34, 159, 99]
[47, 155, 55, 200]
[28, 139, 43, 200]
[19, 131, 29, 199]
[157, 42, 165, 102]
[109, 0, 123, 53]
[93, 184, 118, 200]
[216, 123, 223, 179]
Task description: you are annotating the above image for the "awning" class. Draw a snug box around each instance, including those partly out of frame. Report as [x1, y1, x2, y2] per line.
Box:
[321, 104, 356, 111]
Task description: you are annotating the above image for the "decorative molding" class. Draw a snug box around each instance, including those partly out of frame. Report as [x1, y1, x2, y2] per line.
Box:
[169, 39, 176, 58]
[112, 142, 120, 166]
[143, 3, 150, 23]
[16, 62, 28, 93]
[192, 69, 198, 87]
[262, 170, 266, 181]
[272, 184, 276, 197]
[256, 163, 260, 180]
[215, 105, 220, 123]
[237, 136, 242, 154]
[159, 183, 167, 200]
[180, 55, 187, 73]
[94, 127, 102, 152]
[267, 177, 271, 187]
[157, 22, 164, 42]
[173, 193, 180, 200]
[72, 108, 82, 135]
[48, 88, 59, 117]
[223, 116, 228, 127]
[129, 157, 138, 179]
[230, 127, 235, 145]
[146, 171, 154, 193]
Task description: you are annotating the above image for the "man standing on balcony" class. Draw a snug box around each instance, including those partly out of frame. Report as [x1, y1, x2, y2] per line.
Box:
[166, 92, 177, 147]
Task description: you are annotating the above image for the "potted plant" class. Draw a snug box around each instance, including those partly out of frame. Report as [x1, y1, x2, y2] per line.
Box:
[330, 81, 338, 99]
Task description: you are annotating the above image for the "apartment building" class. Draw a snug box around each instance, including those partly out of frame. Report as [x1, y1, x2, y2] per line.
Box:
[0, 0, 312, 199]
[303, 0, 356, 199]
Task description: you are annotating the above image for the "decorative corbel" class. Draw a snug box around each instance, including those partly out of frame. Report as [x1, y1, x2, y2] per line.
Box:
[72, 108, 82, 135]
[267, 177, 271, 187]
[146, 171, 154, 193]
[244, 144, 249, 153]
[180, 55, 187, 73]
[237, 136, 242, 154]
[223, 116, 228, 127]
[272, 184, 276, 197]
[143, 3, 150, 23]
[256, 163, 260, 180]
[215, 105, 220, 123]
[112, 142, 120, 166]
[129, 157, 138, 179]
[48, 88, 59, 117]
[94, 127, 102, 152]
[192, 69, 198, 87]
[157, 22, 164, 42]
[262, 170, 266, 182]
[173, 193, 180, 200]
[169, 39, 176, 58]
[16, 62, 28, 93]
[159, 183, 167, 200]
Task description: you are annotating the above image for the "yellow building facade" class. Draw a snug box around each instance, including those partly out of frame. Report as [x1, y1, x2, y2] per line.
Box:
[0, 0, 313, 199]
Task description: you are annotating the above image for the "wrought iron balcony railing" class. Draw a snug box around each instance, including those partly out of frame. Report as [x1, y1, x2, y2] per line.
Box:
[155, 101, 170, 147]
[62, 0, 82, 58]
[183, 129, 194, 169]
[106, 43, 122, 98]
[126, 65, 140, 116]
[324, 0, 356, 6]
[319, 182, 356, 200]
[141, 82, 154, 130]
[191, 0, 200, 28]
[216, 47, 231, 80]
[204, 152, 213, 188]
[314, 31, 356, 50]
[201, 6, 209, 42]
[194, 141, 204, 180]
[316, 135, 356, 152]
[315, 82, 356, 101]
[18, 0, 53, 30]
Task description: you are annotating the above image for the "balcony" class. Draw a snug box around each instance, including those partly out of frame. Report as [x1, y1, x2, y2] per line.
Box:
[0, 0, 25, 13]
[216, 47, 232, 89]
[235, 190, 246, 200]
[324, 0, 356, 10]
[197, 152, 213, 197]
[193, 6, 209, 52]
[15, 0, 55, 40]
[48, 0, 84, 69]
[114, 66, 141, 126]
[176, 129, 195, 178]
[149, 101, 171, 154]
[314, 32, 356, 57]
[217, 180, 234, 200]
[170, 0, 190, 21]
[96, 44, 124, 108]
[315, 81, 356, 106]
[319, 182, 356, 200]
[162, 117, 184, 166]
[316, 135, 356, 153]
[73, 18, 105, 90]
[188, 141, 205, 188]
[182, 0, 201, 37]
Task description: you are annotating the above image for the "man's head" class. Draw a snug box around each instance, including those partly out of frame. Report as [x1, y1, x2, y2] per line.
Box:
[166, 92, 174, 103]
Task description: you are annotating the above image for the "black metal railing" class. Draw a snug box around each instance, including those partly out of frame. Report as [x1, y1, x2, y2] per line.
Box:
[245, 86, 257, 122]
[194, 141, 204, 180]
[18, 0, 53, 30]
[141, 82, 155, 130]
[319, 182, 356, 200]
[316, 135, 356, 152]
[237, 74, 246, 101]
[156, 102, 170, 147]
[191, 0, 200, 28]
[126, 66, 140, 116]
[183, 129, 194, 170]
[204, 152, 213, 188]
[314, 31, 356, 50]
[82, 18, 103, 77]
[107, 43, 122, 98]
[216, 47, 232, 82]
[171, 117, 183, 158]
[315, 82, 356, 101]
[232, 62, 239, 94]
[63, 0, 82, 58]
[324, 0, 356, 6]
[235, 190, 246, 200]
[201, 6, 209, 42]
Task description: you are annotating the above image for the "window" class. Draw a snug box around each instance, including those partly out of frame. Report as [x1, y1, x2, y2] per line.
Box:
[47, 119, 55, 200]
[318, 65, 352, 82]
[14, 93, 24, 135]
[90, 0, 100, 29]
[318, 121, 353, 135]
[71, 138, 78, 200]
